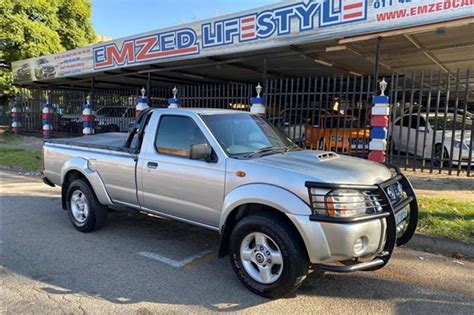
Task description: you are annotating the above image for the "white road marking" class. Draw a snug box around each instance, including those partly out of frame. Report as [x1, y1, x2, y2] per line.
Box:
[137, 249, 214, 268]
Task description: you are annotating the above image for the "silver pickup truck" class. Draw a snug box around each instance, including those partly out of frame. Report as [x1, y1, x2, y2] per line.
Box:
[42, 108, 418, 298]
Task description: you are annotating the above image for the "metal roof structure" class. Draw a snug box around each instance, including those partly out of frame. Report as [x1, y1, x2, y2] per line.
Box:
[12, 0, 474, 90]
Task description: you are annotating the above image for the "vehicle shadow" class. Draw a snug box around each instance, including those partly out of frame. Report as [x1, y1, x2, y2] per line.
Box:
[2, 194, 472, 313]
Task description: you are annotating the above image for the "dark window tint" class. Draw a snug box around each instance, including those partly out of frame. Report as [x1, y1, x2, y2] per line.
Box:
[401, 116, 411, 127]
[411, 116, 426, 128]
[155, 116, 207, 158]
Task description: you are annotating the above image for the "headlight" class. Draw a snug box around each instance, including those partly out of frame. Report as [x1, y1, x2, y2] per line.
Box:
[325, 190, 366, 217]
[330, 135, 343, 142]
[309, 187, 385, 218]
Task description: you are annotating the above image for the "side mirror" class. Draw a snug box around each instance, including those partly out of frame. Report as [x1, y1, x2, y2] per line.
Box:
[190, 143, 212, 162]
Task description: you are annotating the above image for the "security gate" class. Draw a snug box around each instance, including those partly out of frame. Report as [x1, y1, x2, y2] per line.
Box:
[13, 68, 472, 176]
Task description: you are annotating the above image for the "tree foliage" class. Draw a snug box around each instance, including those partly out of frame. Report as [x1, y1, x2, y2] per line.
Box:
[0, 0, 96, 99]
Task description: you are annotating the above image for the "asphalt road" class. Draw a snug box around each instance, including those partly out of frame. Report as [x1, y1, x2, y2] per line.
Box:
[1, 171, 473, 314]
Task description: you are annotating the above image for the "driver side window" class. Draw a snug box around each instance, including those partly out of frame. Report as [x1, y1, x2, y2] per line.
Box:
[155, 115, 207, 158]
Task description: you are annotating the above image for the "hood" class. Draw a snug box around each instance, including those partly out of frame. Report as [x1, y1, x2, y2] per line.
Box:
[434, 130, 471, 146]
[444, 130, 471, 142]
[250, 150, 393, 185]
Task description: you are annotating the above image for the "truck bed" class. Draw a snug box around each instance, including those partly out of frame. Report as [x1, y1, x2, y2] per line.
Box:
[45, 132, 129, 151]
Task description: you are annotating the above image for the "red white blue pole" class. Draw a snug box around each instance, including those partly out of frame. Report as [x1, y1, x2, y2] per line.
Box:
[82, 95, 94, 135]
[368, 78, 389, 163]
[10, 96, 20, 133]
[168, 86, 180, 108]
[136, 87, 150, 116]
[250, 83, 265, 115]
[42, 93, 53, 138]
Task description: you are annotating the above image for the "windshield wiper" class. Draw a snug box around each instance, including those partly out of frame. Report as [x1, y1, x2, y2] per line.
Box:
[243, 146, 289, 159]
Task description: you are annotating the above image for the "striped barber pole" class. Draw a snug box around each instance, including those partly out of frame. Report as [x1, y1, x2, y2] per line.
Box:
[136, 87, 150, 116]
[82, 95, 94, 135]
[368, 79, 389, 163]
[10, 98, 20, 133]
[168, 86, 180, 108]
[250, 83, 265, 115]
[42, 100, 53, 138]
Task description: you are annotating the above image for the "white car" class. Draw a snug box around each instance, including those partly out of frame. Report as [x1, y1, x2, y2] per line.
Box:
[392, 113, 472, 166]
[61, 106, 136, 133]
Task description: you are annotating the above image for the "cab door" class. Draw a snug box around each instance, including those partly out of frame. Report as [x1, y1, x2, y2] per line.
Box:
[138, 113, 226, 228]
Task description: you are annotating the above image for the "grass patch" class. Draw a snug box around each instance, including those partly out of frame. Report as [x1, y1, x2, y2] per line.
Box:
[417, 196, 474, 243]
[0, 148, 42, 171]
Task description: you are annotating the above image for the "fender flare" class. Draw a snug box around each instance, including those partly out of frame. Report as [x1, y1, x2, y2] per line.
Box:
[219, 183, 312, 231]
[60, 157, 113, 206]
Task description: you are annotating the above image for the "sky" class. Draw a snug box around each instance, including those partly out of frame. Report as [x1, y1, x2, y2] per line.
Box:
[91, 0, 280, 39]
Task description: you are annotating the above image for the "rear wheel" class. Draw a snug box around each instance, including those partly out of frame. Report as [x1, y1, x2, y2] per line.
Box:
[66, 179, 108, 232]
[433, 144, 448, 168]
[229, 213, 309, 298]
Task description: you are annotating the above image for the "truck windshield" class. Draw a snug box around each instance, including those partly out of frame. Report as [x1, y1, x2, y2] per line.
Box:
[201, 113, 298, 158]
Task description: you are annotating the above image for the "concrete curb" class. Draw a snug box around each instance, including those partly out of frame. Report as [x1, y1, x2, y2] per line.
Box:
[406, 233, 474, 258]
[0, 165, 41, 177]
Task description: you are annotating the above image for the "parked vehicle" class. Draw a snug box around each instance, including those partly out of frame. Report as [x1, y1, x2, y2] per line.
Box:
[15, 63, 33, 81]
[95, 106, 136, 132]
[392, 113, 473, 166]
[42, 108, 418, 298]
[34, 58, 56, 79]
[60, 106, 136, 133]
[269, 107, 330, 144]
[305, 115, 370, 153]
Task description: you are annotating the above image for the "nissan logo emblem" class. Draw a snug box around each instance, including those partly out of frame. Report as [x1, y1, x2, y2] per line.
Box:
[387, 187, 396, 200]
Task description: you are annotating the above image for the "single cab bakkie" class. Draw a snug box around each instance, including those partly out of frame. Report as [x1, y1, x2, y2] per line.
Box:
[42, 108, 418, 298]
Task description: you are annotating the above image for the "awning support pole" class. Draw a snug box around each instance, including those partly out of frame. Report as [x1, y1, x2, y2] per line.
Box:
[147, 72, 151, 95]
[373, 37, 382, 94]
[262, 56, 268, 92]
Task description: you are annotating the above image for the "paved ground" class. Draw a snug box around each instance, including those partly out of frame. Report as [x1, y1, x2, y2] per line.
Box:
[1, 171, 473, 314]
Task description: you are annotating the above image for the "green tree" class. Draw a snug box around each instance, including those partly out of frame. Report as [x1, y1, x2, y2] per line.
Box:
[0, 0, 96, 100]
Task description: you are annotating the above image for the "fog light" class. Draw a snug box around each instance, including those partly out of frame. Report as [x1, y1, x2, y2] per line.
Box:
[353, 236, 368, 256]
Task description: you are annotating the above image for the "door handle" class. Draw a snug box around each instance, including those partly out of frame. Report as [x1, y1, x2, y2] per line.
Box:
[147, 162, 158, 169]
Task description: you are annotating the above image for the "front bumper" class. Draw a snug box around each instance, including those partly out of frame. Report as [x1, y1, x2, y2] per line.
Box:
[290, 169, 418, 271]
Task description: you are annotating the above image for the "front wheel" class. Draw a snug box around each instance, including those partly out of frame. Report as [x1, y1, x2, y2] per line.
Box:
[229, 213, 309, 298]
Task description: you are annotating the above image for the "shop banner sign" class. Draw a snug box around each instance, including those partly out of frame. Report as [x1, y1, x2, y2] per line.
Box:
[12, 0, 474, 83]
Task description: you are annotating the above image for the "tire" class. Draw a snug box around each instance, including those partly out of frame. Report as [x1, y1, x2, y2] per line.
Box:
[228, 213, 309, 299]
[66, 178, 108, 233]
[433, 144, 448, 168]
